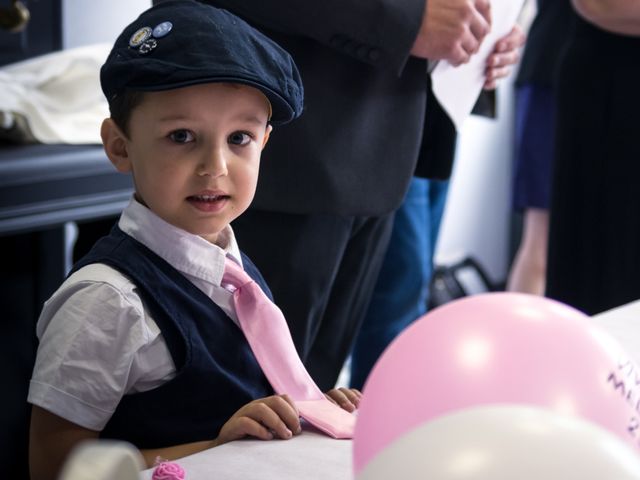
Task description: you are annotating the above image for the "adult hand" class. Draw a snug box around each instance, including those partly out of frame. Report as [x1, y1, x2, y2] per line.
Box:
[483, 24, 526, 90]
[325, 387, 362, 413]
[411, 0, 492, 66]
[214, 394, 301, 446]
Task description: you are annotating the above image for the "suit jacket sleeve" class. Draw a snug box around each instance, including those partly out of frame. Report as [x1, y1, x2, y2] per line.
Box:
[198, 0, 426, 74]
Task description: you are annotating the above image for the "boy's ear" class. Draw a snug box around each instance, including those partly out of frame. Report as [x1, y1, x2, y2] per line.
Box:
[101, 118, 132, 172]
[261, 124, 273, 149]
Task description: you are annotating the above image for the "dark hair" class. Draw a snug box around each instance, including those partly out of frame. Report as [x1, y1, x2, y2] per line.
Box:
[108, 90, 146, 137]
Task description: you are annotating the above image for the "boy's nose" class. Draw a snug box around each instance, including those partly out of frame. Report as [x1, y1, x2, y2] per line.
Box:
[197, 149, 228, 178]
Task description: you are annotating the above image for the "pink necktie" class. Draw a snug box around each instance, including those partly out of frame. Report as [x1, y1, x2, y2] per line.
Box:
[222, 257, 355, 439]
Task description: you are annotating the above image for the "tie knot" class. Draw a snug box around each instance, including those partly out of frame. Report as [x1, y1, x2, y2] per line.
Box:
[222, 258, 253, 291]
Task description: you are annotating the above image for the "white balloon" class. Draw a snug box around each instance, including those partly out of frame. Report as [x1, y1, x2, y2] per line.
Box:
[357, 404, 640, 480]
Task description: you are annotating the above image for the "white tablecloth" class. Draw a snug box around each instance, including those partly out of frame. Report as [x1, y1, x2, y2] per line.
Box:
[592, 299, 640, 366]
[140, 429, 351, 480]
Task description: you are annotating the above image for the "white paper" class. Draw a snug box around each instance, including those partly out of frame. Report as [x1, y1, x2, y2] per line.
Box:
[431, 0, 526, 131]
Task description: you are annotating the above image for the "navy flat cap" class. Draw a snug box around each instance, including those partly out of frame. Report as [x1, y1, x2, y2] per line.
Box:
[100, 0, 303, 124]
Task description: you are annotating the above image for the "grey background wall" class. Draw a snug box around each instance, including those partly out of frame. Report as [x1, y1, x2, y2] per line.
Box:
[62, 0, 151, 48]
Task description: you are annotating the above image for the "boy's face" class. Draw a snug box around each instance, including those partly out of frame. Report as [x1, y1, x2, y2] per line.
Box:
[103, 83, 272, 244]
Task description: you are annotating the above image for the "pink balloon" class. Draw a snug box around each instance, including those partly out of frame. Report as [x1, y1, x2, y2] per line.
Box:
[353, 293, 640, 475]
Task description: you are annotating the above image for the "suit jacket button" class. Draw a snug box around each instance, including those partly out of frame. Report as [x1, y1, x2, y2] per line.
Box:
[368, 48, 381, 62]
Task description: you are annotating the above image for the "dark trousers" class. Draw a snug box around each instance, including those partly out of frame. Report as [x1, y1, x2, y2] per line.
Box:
[232, 208, 394, 391]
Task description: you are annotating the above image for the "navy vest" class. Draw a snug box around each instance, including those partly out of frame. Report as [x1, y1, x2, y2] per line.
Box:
[69, 226, 273, 448]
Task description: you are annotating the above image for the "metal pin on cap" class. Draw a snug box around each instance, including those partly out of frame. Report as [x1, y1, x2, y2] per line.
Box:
[129, 26, 152, 47]
[153, 21, 173, 38]
[138, 38, 158, 55]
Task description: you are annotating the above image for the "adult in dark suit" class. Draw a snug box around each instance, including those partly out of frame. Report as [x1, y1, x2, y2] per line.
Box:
[350, 23, 526, 389]
[171, 0, 494, 389]
[546, 1, 640, 315]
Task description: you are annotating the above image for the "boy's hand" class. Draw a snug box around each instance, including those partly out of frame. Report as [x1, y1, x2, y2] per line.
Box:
[214, 394, 302, 447]
[325, 387, 362, 413]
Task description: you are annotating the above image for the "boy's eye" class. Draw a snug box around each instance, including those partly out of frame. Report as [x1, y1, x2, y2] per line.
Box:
[168, 129, 194, 144]
[228, 132, 251, 146]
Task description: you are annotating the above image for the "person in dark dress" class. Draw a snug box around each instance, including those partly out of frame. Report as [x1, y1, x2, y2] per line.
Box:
[546, 1, 640, 314]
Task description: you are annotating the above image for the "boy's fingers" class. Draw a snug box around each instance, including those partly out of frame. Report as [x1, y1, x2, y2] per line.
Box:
[278, 394, 300, 417]
[349, 388, 363, 398]
[326, 388, 357, 412]
[325, 389, 342, 403]
[324, 393, 339, 405]
[338, 387, 362, 407]
[244, 401, 295, 439]
[228, 416, 274, 441]
[263, 395, 302, 435]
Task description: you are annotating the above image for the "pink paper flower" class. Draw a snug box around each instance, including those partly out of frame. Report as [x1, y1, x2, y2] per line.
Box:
[152, 461, 186, 480]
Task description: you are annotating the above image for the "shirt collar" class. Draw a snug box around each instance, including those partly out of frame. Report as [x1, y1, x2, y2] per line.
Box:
[118, 197, 242, 286]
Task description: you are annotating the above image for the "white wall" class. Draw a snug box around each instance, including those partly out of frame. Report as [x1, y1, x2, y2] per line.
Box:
[432, 4, 536, 287]
[62, 0, 152, 48]
[434, 79, 516, 285]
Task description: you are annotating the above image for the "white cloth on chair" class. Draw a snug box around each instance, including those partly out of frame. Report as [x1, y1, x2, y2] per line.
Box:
[0, 43, 110, 144]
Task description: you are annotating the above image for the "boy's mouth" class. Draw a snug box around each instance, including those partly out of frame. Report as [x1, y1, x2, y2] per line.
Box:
[188, 194, 229, 202]
[187, 193, 230, 212]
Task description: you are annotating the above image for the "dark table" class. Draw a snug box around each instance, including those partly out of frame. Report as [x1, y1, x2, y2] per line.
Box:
[0, 143, 132, 235]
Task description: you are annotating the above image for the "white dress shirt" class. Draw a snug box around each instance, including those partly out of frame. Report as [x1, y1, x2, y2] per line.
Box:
[28, 198, 244, 430]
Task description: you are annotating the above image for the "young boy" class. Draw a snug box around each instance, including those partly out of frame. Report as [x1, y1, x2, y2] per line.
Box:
[27, 2, 360, 478]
